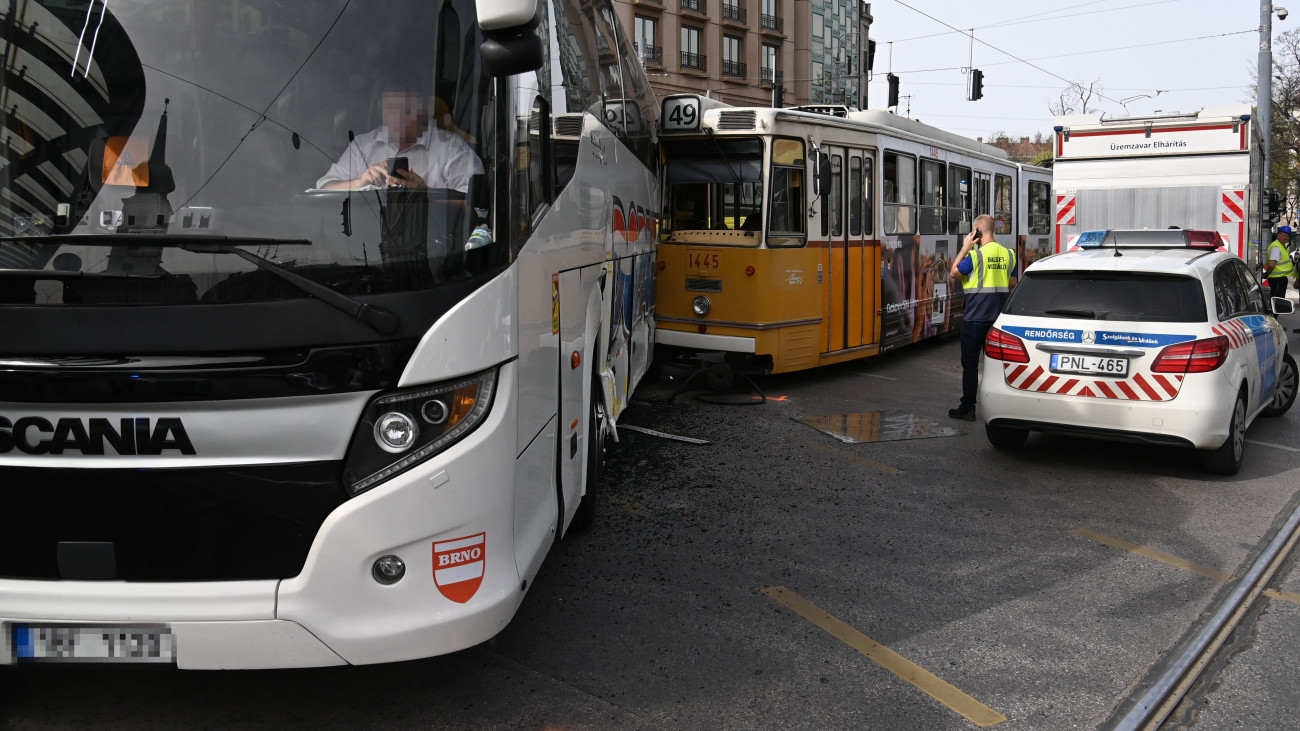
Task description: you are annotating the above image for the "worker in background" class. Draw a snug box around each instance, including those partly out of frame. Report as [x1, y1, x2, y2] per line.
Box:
[1266, 226, 1294, 301]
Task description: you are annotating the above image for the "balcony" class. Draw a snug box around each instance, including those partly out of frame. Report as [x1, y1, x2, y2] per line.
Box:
[760, 66, 775, 85]
[760, 13, 783, 33]
[681, 51, 707, 71]
[721, 2, 747, 24]
[722, 60, 747, 78]
[636, 42, 663, 67]
[680, 0, 705, 13]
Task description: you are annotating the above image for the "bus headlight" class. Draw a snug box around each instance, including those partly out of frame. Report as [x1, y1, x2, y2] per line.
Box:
[692, 295, 711, 316]
[342, 368, 498, 496]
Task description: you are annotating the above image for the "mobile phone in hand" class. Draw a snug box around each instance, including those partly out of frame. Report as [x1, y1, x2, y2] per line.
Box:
[387, 157, 409, 176]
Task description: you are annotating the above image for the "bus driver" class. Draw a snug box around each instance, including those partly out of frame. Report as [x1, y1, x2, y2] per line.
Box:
[316, 88, 483, 192]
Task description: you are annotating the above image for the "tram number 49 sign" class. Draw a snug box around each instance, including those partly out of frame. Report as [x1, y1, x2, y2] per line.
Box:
[662, 97, 700, 131]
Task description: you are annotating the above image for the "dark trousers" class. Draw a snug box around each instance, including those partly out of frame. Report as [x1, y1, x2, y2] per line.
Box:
[1269, 275, 1289, 301]
[960, 319, 996, 410]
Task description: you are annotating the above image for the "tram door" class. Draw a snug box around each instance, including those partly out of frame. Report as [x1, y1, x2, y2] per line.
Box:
[824, 147, 875, 352]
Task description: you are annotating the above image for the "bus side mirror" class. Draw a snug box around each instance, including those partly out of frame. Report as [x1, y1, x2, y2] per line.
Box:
[477, 0, 544, 77]
[480, 30, 543, 77]
[815, 153, 830, 195]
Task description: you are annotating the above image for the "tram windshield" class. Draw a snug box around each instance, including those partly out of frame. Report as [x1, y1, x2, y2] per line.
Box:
[0, 0, 501, 307]
[663, 139, 763, 240]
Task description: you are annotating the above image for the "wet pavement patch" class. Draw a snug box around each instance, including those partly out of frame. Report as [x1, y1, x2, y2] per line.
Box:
[794, 410, 964, 444]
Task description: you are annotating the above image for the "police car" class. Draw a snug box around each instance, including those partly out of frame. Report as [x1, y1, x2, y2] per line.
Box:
[978, 229, 1297, 474]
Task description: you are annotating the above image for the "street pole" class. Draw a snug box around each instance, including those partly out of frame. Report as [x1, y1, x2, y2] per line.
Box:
[1261, 0, 1273, 188]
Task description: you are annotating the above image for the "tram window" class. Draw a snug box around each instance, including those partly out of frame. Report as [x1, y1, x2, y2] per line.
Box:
[862, 157, 874, 236]
[883, 151, 916, 235]
[769, 138, 805, 242]
[974, 172, 992, 217]
[830, 155, 843, 237]
[849, 157, 862, 237]
[1028, 180, 1051, 235]
[947, 164, 972, 235]
[995, 174, 1013, 237]
[920, 159, 944, 235]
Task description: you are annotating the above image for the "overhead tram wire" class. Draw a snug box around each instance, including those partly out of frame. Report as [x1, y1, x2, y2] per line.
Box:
[883, 0, 1179, 45]
[879, 23, 1255, 81]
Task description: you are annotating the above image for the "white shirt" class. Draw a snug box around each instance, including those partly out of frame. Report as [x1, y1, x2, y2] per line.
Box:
[315, 124, 483, 191]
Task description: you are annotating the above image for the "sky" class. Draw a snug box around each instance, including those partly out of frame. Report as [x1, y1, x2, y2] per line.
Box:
[861, 0, 1272, 140]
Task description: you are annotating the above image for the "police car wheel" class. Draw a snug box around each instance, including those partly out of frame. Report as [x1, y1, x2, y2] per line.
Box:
[1262, 352, 1297, 418]
[985, 423, 1028, 449]
[1203, 389, 1246, 476]
[570, 385, 604, 533]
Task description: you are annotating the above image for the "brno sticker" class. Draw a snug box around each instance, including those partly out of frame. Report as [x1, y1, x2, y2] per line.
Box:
[432, 532, 485, 603]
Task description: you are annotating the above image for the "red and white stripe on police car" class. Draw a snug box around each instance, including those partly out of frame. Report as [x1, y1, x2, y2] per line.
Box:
[1002, 363, 1185, 401]
[1220, 189, 1245, 224]
[433, 532, 485, 604]
[1213, 319, 1254, 350]
[1056, 194, 1076, 225]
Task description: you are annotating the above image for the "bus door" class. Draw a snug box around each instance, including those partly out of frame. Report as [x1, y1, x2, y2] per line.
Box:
[823, 147, 874, 352]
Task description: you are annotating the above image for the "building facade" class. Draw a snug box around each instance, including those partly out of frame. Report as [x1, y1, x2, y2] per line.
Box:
[612, 0, 872, 108]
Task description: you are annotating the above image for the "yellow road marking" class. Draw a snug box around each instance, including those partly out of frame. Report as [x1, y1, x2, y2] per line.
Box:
[762, 586, 1007, 727]
[1070, 527, 1300, 607]
[1068, 528, 1230, 582]
[794, 436, 905, 476]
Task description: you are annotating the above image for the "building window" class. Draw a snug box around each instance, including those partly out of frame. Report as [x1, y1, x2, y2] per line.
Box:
[634, 16, 661, 66]
[812, 12, 824, 38]
[680, 0, 704, 13]
[723, 35, 745, 77]
[761, 43, 777, 84]
[722, 0, 746, 24]
[681, 26, 704, 71]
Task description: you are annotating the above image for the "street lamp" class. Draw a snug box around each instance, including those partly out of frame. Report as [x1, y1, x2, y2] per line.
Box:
[1260, 2, 1290, 187]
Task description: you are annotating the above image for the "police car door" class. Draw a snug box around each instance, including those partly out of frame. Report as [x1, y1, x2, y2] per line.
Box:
[1220, 260, 1281, 414]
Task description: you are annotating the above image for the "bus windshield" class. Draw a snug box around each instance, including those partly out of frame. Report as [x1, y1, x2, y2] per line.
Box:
[0, 0, 500, 307]
[663, 139, 763, 241]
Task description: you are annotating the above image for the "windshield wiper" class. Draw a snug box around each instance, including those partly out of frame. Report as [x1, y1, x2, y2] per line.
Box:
[1043, 308, 1097, 319]
[0, 234, 400, 335]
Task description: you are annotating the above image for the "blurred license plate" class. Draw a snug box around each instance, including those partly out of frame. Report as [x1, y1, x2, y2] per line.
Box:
[12, 625, 175, 664]
[1050, 353, 1128, 376]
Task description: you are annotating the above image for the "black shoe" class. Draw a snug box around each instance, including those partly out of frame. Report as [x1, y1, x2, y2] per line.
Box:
[948, 407, 976, 421]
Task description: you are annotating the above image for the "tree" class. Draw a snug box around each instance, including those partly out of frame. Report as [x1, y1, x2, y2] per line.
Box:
[1049, 80, 1103, 117]
[1266, 29, 1300, 223]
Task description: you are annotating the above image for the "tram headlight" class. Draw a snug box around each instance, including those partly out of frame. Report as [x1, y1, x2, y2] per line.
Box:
[342, 368, 498, 496]
[692, 295, 711, 316]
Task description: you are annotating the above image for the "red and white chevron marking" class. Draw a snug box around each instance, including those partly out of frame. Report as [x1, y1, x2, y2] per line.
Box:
[1213, 319, 1254, 350]
[1002, 363, 1185, 401]
[1220, 190, 1245, 224]
[1056, 194, 1076, 225]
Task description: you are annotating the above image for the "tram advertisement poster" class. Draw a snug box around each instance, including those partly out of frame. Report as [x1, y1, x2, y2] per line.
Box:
[880, 235, 959, 351]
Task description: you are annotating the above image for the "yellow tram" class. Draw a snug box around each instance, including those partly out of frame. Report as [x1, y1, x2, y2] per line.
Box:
[654, 95, 1052, 374]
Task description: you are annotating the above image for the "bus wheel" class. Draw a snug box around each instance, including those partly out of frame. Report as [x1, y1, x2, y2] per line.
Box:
[570, 385, 605, 532]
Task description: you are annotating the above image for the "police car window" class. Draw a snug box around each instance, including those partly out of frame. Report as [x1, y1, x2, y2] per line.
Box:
[1213, 263, 1248, 319]
[1006, 271, 1207, 323]
[1228, 260, 1266, 313]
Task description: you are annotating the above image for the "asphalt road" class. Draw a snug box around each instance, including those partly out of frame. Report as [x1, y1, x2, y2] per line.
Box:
[4, 323, 1300, 730]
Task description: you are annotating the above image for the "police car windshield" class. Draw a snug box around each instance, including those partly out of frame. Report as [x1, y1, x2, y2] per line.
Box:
[1006, 272, 1207, 323]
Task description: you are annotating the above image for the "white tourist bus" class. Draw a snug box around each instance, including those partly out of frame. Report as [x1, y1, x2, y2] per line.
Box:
[0, 0, 657, 668]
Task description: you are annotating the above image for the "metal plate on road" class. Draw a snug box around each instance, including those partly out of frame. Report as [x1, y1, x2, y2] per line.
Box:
[795, 410, 963, 444]
[12, 625, 175, 664]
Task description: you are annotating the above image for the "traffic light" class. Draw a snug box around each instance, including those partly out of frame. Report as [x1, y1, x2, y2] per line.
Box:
[1263, 188, 1283, 226]
[969, 69, 984, 101]
[887, 73, 900, 108]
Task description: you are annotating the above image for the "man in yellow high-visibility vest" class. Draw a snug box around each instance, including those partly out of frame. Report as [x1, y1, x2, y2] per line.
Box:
[1266, 226, 1295, 301]
[948, 214, 1016, 421]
